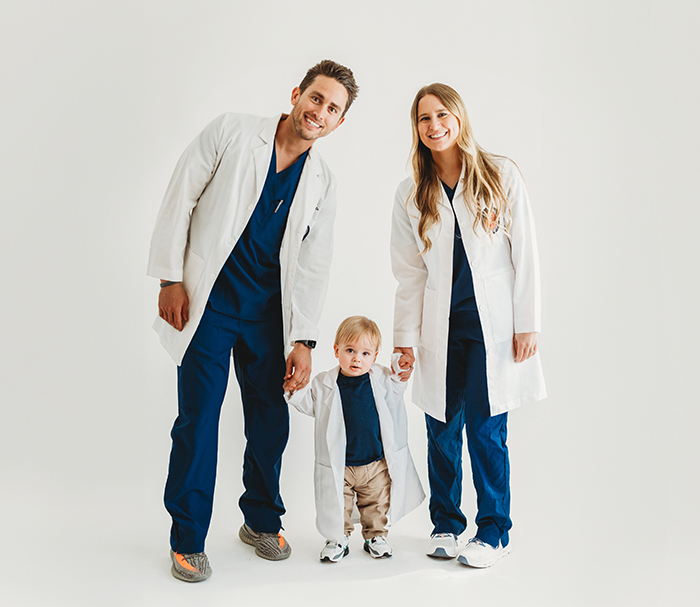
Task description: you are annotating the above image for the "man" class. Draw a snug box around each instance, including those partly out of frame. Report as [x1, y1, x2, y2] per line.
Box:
[147, 60, 358, 582]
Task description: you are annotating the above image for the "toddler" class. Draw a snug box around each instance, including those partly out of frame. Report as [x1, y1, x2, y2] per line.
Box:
[286, 316, 424, 562]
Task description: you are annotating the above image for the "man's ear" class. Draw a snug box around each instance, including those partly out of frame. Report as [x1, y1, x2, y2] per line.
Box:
[290, 87, 301, 107]
[331, 116, 345, 131]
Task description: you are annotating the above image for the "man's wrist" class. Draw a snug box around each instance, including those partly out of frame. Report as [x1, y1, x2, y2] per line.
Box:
[160, 280, 181, 288]
[294, 340, 316, 350]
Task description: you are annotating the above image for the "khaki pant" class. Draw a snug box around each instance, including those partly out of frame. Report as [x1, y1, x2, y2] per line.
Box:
[343, 458, 391, 539]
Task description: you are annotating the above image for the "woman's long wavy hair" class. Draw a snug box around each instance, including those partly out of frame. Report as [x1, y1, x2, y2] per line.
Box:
[410, 83, 511, 253]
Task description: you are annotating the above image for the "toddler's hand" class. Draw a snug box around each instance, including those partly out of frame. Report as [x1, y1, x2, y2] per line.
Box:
[392, 347, 414, 382]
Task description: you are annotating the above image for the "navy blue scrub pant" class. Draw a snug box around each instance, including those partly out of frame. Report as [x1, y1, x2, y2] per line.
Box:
[164, 304, 289, 553]
[426, 306, 512, 548]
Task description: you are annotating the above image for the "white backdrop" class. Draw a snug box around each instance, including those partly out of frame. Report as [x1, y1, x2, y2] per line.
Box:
[1, 1, 698, 606]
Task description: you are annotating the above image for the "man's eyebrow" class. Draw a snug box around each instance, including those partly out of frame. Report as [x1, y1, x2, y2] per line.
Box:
[310, 90, 342, 111]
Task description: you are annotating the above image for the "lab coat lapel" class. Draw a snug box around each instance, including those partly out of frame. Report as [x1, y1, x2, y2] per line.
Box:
[450, 165, 482, 261]
[252, 115, 280, 201]
[370, 369, 396, 456]
[287, 148, 322, 239]
[323, 367, 347, 478]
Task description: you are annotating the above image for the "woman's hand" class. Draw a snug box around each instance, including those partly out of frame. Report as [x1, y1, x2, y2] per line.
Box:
[159, 282, 189, 331]
[512, 332, 538, 363]
[393, 347, 415, 381]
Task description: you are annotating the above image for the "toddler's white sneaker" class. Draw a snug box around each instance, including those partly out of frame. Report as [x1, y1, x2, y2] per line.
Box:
[320, 537, 349, 563]
[364, 536, 392, 558]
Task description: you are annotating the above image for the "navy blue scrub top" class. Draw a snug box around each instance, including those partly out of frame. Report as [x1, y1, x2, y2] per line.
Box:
[442, 182, 476, 312]
[337, 372, 384, 467]
[208, 145, 308, 321]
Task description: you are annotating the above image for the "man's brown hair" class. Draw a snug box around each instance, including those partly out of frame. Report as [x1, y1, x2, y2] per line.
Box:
[299, 60, 359, 116]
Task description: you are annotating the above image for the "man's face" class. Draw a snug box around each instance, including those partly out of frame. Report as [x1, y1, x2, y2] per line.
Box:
[334, 335, 378, 377]
[289, 75, 348, 141]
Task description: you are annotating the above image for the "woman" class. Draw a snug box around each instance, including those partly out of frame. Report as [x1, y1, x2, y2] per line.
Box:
[391, 84, 546, 568]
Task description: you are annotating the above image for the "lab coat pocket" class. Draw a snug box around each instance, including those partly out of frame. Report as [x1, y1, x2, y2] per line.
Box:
[483, 269, 515, 343]
[420, 288, 438, 352]
[303, 205, 320, 241]
[182, 245, 205, 298]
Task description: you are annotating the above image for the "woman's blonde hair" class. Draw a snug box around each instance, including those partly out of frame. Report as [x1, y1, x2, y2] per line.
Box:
[334, 316, 382, 351]
[409, 83, 511, 253]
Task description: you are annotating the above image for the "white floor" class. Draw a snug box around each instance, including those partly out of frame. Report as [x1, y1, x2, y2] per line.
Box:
[6, 455, 696, 607]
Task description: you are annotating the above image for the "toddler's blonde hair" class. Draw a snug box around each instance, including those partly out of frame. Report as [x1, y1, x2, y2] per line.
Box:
[334, 316, 382, 351]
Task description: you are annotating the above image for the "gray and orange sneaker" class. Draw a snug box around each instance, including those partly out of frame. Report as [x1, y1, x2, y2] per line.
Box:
[239, 523, 291, 561]
[169, 549, 212, 582]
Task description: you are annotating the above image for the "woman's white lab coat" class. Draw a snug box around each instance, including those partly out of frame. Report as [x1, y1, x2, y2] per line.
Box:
[287, 361, 425, 543]
[391, 158, 547, 421]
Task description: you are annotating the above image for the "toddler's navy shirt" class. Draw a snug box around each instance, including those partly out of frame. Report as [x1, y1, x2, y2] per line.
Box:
[337, 371, 384, 466]
[209, 144, 308, 320]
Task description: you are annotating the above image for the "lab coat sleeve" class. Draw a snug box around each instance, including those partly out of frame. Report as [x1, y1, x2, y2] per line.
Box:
[388, 352, 409, 396]
[289, 176, 337, 343]
[147, 114, 228, 281]
[391, 184, 428, 348]
[284, 378, 318, 417]
[503, 159, 542, 333]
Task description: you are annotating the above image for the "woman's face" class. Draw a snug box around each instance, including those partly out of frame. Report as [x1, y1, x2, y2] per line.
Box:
[416, 94, 460, 154]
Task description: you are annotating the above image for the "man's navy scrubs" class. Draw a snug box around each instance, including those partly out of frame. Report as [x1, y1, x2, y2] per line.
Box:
[164, 145, 308, 554]
[425, 182, 512, 549]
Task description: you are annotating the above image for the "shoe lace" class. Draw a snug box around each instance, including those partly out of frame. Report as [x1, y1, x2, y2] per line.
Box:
[468, 538, 490, 548]
[432, 533, 455, 539]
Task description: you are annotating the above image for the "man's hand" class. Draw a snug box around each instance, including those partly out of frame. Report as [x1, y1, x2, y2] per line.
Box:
[284, 342, 312, 393]
[393, 346, 415, 382]
[513, 332, 538, 363]
[158, 282, 189, 331]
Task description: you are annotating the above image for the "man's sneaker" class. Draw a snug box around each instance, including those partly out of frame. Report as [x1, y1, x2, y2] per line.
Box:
[427, 532, 458, 559]
[239, 523, 291, 561]
[456, 537, 511, 568]
[320, 537, 349, 563]
[363, 536, 392, 558]
[170, 549, 212, 582]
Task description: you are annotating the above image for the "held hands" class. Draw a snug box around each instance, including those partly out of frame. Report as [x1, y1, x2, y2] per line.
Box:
[159, 282, 189, 331]
[513, 332, 538, 363]
[284, 342, 312, 394]
[392, 347, 415, 382]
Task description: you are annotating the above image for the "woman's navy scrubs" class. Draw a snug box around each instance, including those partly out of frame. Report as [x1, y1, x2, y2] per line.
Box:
[425, 182, 512, 549]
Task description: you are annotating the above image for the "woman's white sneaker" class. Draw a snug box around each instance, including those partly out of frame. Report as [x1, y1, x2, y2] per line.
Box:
[427, 533, 458, 559]
[456, 537, 511, 568]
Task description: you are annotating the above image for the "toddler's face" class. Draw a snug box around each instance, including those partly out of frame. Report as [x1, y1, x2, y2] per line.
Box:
[334, 335, 378, 377]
